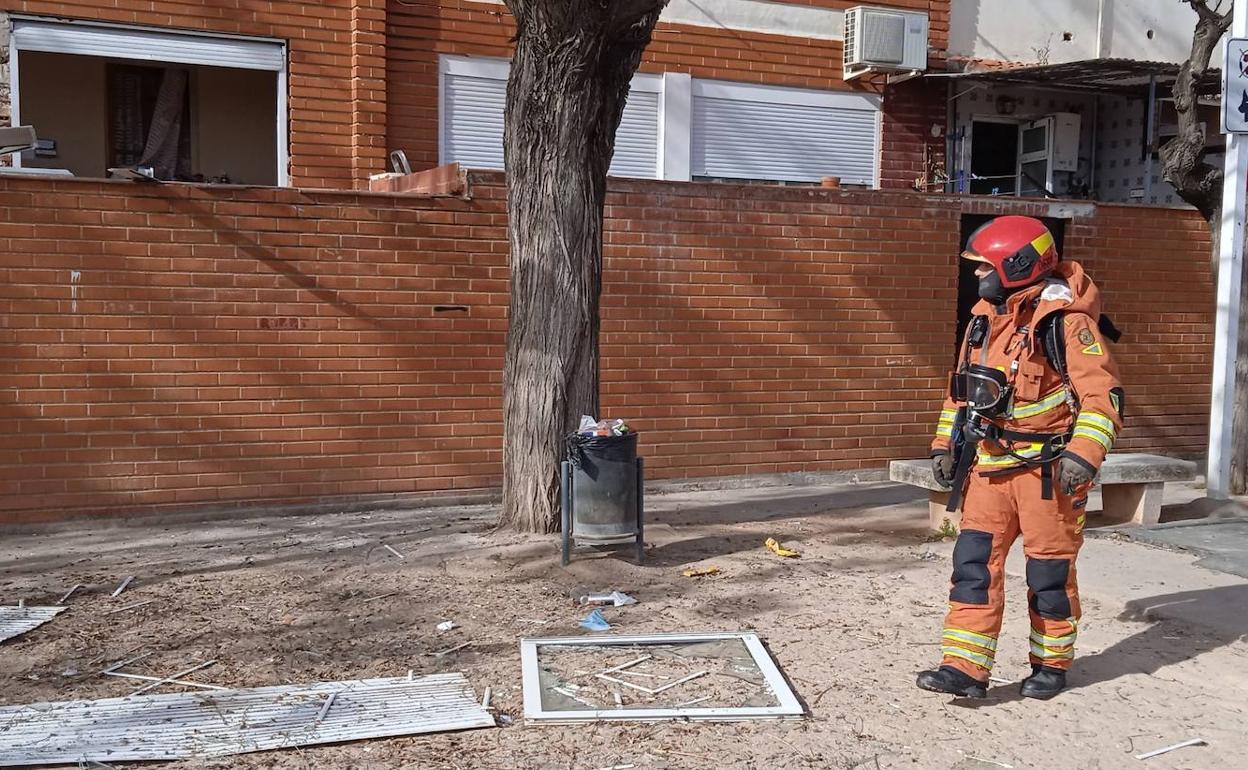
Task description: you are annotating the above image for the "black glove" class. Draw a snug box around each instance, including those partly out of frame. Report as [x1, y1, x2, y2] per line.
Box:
[932, 452, 955, 491]
[1058, 455, 1094, 496]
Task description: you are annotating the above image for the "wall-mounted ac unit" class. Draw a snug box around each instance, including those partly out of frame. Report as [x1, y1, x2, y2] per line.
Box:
[843, 6, 929, 82]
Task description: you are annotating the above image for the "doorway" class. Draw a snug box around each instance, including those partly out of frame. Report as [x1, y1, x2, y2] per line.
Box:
[954, 214, 1067, 356]
[969, 119, 1019, 196]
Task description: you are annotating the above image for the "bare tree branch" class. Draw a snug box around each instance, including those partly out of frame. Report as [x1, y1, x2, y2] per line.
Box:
[1161, 0, 1232, 221]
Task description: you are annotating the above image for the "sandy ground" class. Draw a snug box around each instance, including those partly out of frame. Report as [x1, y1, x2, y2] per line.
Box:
[2, 481, 1247, 770]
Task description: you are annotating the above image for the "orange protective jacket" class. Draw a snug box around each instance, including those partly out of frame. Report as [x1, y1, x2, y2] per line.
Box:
[931, 261, 1124, 477]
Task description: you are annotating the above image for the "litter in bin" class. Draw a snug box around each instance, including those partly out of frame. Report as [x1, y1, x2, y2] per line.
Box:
[579, 591, 637, 607]
[577, 415, 632, 437]
[765, 538, 800, 558]
[681, 566, 722, 578]
[579, 609, 612, 632]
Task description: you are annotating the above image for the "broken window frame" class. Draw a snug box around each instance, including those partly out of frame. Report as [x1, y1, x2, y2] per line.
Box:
[8, 15, 289, 186]
[520, 631, 805, 723]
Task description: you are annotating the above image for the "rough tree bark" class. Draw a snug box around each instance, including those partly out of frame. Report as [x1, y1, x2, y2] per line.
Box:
[498, 0, 668, 532]
[1160, 1, 1248, 493]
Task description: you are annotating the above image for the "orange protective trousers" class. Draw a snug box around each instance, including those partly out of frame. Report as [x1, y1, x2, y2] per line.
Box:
[939, 465, 1085, 682]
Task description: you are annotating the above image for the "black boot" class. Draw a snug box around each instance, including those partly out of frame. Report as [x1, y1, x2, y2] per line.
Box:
[1019, 665, 1067, 700]
[916, 665, 988, 698]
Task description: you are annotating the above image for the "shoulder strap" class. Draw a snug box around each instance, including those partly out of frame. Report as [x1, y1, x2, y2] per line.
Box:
[1039, 311, 1079, 410]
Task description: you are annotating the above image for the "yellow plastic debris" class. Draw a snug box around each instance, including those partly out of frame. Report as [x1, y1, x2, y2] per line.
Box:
[681, 566, 722, 578]
[765, 538, 800, 558]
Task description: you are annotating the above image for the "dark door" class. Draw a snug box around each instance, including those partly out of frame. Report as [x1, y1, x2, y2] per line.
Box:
[969, 120, 1019, 196]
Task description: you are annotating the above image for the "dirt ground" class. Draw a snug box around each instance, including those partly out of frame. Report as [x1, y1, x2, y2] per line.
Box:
[2, 481, 1247, 770]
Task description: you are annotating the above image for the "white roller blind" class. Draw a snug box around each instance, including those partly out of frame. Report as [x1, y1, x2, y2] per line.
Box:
[440, 56, 660, 179]
[443, 72, 508, 172]
[691, 79, 880, 186]
[12, 18, 285, 71]
[610, 90, 660, 178]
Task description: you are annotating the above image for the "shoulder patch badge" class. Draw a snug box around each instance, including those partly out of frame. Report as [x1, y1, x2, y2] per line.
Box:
[1082, 341, 1104, 356]
[1077, 328, 1096, 346]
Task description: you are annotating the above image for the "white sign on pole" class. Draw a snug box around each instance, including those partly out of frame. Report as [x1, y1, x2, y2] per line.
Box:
[1224, 37, 1248, 134]
[1223, 37, 1248, 133]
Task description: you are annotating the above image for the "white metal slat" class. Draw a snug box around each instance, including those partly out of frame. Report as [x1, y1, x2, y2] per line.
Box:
[0, 674, 494, 766]
[611, 90, 660, 178]
[692, 94, 880, 185]
[12, 19, 285, 71]
[442, 72, 659, 178]
[0, 606, 66, 643]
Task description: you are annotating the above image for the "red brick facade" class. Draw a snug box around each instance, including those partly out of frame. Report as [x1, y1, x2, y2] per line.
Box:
[3, 0, 949, 190]
[0, 174, 1211, 522]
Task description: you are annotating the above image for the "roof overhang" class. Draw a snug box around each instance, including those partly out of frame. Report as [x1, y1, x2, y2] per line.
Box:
[929, 58, 1222, 98]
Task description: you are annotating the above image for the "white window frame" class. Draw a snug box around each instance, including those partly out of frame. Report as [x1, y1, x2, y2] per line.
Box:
[520, 632, 805, 723]
[8, 16, 289, 186]
[438, 54, 664, 180]
[690, 78, 882, 187]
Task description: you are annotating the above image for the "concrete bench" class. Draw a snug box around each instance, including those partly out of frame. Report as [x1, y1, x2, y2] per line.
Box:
[889, 453, 1198, 532]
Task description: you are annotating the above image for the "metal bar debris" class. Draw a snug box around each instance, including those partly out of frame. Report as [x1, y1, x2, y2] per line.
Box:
[58, 585, 83, 605]
[102, 600, 156, 616]
[0, 606, 68, 643]
[382, 544, 406, 560]
[0, 674, 494, 766]
[649, 670, 708, 695]
[430, 641, 472, 657]
[111, 577, 134, 598]
[100, 652, 153, 675]
[101, 670, 228, 692]
[313, 692, 337, 725]
[131, 661, 218, 696]
[1134, 738, 1207, 760]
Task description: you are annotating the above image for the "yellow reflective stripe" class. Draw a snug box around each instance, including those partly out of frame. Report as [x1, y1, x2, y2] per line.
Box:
[942, 646, 994, 670]
[1076, 412, 1116, 435]
[939, 409, 957, 420]
[1011, 389, 1067, 418]
[936, 426, 954, 438]
[976, 444, 1044, 466]
[1029, 629, 1076, 646]
[1073, 426, 1113, 450]
[1030, 642, 1075, 660]
[943, 627, 998, 652]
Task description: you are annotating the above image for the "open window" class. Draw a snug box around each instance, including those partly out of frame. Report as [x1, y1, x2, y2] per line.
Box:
[9, 17, 288, 185]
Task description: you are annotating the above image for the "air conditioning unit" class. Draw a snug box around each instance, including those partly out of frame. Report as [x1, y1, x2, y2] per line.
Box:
[844, 6, 929, 82]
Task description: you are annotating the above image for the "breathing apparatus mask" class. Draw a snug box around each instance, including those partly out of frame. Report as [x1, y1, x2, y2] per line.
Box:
[951, 364, 1012, 420]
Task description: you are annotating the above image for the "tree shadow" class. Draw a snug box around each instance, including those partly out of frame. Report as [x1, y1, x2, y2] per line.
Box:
[950, 583, 1248, 709]
[1073, 583, 1248, 690]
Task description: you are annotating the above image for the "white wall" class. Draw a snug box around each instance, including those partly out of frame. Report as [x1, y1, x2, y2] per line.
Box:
[951, 0, 1203, 65]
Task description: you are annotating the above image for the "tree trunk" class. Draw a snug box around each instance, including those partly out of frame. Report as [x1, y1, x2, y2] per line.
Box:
[498, 0, 666, 533]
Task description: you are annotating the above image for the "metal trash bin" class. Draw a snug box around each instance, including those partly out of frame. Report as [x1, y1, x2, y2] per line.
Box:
[560, 431, 644, 565]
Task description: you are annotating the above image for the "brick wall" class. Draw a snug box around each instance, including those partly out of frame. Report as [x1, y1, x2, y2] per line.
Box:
[0, 174, 1211, 522]
[385, 0, 948, 189]
[0, 0, 389, 188]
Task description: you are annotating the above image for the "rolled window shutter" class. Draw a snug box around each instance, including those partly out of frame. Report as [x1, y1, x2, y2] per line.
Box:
[692, 80, 881, 186]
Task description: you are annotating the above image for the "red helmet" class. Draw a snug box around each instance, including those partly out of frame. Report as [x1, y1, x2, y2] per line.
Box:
[962, 216, 1058, 289]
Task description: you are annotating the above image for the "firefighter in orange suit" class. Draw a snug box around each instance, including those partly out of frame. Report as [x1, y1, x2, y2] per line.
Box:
[917, 216, 1124, 700]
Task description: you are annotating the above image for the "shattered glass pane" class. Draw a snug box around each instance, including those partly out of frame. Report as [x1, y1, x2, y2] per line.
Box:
[535, 639, 779, 712]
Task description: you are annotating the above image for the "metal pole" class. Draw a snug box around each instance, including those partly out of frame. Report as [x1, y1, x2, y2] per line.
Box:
[1144, 74, 1157, 202]
[1210, 0, 1248, 499]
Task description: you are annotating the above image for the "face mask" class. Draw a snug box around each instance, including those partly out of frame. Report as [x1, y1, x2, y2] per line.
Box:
[977, 270, 1009, 305]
